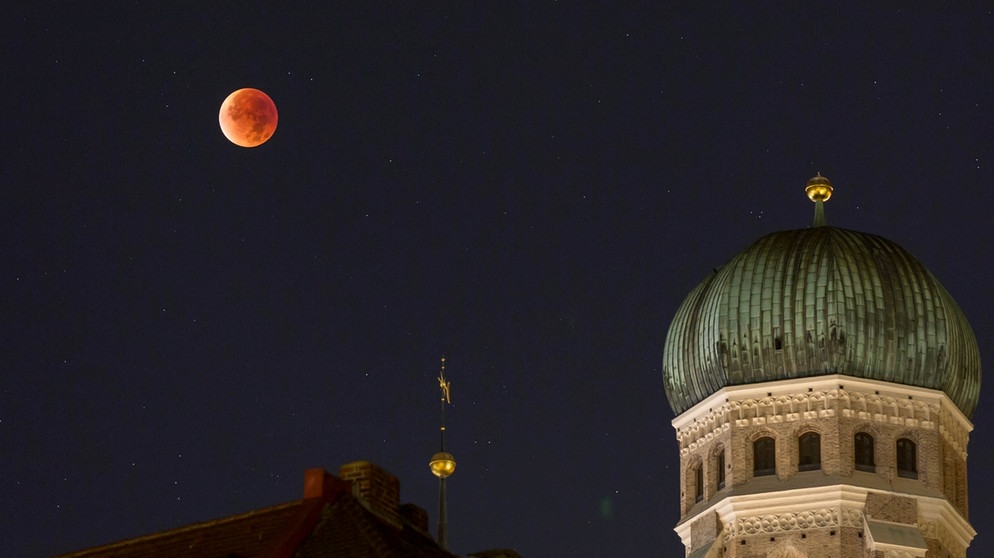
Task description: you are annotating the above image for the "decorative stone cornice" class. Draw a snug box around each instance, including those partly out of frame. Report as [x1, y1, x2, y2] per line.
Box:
[726, 506, 864, 539]
[673, 377, 970, 461]
[674, 485, 975, 555]
[917, 497, 976, 552]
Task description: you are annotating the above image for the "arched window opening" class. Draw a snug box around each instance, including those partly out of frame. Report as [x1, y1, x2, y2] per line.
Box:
[897, 438, 918, 479]
[716, 450, 726, 490]
[799, 432, 821, 471]
[754, 437, 776, 476]
[694, 463, 704, 502]
[855, 432, 875, 472]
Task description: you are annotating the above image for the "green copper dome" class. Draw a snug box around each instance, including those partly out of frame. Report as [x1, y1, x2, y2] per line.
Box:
[662, 226, 981, 417]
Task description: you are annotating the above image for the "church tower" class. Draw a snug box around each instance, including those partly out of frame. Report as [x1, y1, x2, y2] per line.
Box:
[662, 176, 980, 557]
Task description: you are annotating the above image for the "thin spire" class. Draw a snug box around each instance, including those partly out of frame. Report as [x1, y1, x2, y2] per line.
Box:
[438, 357, 450, 449]
[428, 357, 456, 550]
[805, 172, 833, 227]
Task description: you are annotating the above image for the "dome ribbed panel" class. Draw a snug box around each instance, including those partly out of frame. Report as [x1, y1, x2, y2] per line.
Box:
[662, 272, 729, 413]
[934, 281, 982, 417]
[662, 227, 981, 417]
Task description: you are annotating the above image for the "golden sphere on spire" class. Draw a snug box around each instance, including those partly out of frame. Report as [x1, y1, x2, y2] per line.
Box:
[429, 451, 456, 478]
[805, 172, 833, 202]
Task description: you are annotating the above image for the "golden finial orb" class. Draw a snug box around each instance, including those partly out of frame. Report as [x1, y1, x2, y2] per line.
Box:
[805, 172, 833, 202]
[429, 451, 456, 478]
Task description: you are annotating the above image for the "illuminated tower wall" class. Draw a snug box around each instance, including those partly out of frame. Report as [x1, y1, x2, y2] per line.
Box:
[662, 177, 979, 557]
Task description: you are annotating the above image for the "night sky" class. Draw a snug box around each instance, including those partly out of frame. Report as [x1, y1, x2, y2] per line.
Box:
[4, 4, 994, 557]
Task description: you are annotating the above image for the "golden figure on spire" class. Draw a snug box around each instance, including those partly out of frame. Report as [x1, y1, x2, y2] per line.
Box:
[438, 357, 451, 404]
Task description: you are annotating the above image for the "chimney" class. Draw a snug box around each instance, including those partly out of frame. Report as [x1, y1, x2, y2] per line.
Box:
[338, 461, 403, 527]
[302, 468, 350, 500]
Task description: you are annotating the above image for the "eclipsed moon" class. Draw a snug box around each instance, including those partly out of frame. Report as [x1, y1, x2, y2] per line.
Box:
[218, 88, 278, 147]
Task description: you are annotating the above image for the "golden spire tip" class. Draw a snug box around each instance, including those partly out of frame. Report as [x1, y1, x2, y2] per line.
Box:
[805, 172, 833, 202]
[805, 173, 833, 227]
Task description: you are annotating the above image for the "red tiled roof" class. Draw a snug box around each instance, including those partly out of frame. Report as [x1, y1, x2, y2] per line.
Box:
[54, 499, 322, 558]
[54, 468, 456, 558]
[298, 495, 456, 558]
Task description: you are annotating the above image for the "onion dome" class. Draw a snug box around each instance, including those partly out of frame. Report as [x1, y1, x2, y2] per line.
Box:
[662, 178, 981, 417]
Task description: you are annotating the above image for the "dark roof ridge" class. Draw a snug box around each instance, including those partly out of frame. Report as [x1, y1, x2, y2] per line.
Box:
[54, 500, 306, 557]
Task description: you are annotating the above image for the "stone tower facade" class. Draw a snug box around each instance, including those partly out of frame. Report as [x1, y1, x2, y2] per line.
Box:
[674, 376, 972, 557]
[662, 178, 980, 558]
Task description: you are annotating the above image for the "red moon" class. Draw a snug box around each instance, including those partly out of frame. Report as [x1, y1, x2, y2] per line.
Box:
[218, 88, 278, 147]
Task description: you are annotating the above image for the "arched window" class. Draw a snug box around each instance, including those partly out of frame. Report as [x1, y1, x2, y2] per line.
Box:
[798, 432, 821, 471]
[854, 432, 875, 472]
[754, 437, 776, 476]
[694, 463, 704, 502]
[716, 449, 726, 490]
[897, 438, 918, 479]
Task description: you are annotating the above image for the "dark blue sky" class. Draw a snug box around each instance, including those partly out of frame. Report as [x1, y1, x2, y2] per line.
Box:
[3, 4, 993, 557]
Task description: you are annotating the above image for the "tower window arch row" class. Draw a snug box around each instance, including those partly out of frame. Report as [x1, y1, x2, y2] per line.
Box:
[796, 428, 822, 472]
[896, 435, 919, 479]
[844, 422, 882, 441]
[709, 443, 727, 491]
[684, 455, 705, 511]
[749, 430, 779, 477]
[844, 422, 883, 475]
[853, 430, 876, 472]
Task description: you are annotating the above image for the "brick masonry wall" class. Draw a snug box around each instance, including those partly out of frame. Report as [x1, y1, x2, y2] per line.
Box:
[676, 384, 971, 557]
[339, 461, 403, 527]
[712, 527, 865, 557]
[864, 493, 917, 524]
